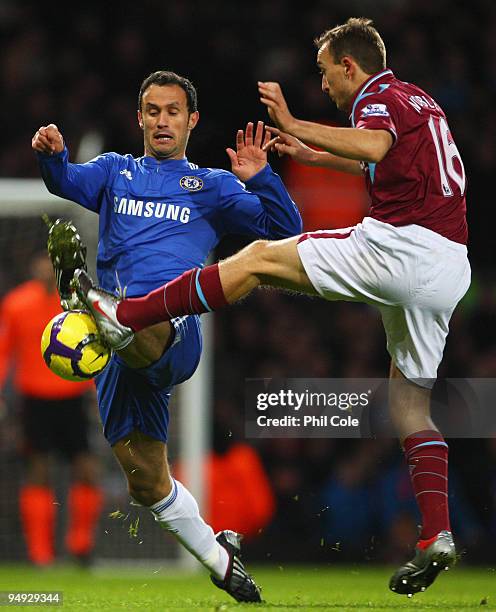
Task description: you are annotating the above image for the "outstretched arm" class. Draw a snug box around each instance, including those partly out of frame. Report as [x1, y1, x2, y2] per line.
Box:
[263, 129, 363, 175]
[221, 121, 302, 239]
[33, 124, 110, 212]
[258, 81, 393, 164]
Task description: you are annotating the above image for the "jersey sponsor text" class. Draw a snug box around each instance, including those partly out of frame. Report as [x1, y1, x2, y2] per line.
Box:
[114, 196, 191, 223]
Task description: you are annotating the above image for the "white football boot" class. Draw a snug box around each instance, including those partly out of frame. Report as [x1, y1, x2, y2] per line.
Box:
[73, 269, 134, 351]
[210, 530, 262, 603]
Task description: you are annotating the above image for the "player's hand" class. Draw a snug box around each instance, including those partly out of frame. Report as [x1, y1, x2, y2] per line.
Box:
[263, 128, 318, 166]
[226, 121, 271, 182]
[31, 124, 65, 155]
[258, 81, 297, 133]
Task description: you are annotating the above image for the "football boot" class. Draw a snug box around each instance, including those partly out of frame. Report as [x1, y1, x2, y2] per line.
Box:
[44, 215, 87, 310]
[210, 530, 262, 603]
[73, 268, 134, 351]
[389, 530, 456, 596]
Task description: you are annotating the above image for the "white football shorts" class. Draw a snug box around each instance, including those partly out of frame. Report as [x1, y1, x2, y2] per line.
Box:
[296, 217, 471, 387]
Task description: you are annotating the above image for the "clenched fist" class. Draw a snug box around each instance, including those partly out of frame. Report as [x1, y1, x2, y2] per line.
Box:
[32, 124, 64, 155]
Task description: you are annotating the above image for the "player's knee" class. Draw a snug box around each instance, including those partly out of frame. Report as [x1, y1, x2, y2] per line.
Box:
[125, 460, 172, 505]
[243, 239, 277, 273]
[128, 474, 172, 506]
[245, 239, 270, 259]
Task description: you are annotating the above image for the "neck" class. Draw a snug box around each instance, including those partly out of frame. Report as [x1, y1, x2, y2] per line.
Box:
[346, 70, 380, 111]
[353, 72, 375, 95]
[143, 150, 186, 161]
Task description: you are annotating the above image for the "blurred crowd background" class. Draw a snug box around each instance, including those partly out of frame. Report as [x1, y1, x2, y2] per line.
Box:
[1, 0, 495, 565]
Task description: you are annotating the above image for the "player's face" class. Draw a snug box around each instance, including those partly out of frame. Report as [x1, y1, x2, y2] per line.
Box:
[317, 44, 355, 110]
[138, 84, 199, 160]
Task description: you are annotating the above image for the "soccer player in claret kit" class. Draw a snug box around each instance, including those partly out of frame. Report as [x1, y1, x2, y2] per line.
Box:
[78, 18, 471, 597]
[32, 70, 303, 603]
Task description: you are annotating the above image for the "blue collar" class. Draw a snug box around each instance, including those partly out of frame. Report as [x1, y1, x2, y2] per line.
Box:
[137, 156, 191, 170]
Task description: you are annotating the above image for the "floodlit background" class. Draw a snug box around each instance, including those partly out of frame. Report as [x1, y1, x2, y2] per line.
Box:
[0, 0, 495, 569]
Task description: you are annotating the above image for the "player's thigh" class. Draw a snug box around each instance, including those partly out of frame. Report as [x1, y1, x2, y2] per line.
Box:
[118, 321, 173, 369]
[380, 303, 454, 389]
[380, 234, 470, 387]
[295, 227, 375, 301]
[95, 315, 201, 447]
[227, 235, 316, 293]
[112, 429, 171, 489]
[258, 236, 317, 293]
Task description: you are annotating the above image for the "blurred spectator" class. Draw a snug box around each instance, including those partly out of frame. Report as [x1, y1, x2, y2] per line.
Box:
[0, 252, 103, 565]
[320, 443, 379, 557]
[175, 418, 275, 539]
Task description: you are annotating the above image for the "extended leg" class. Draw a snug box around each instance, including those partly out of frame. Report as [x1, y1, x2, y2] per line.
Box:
[218, 235, 315, 301]
[45, 216, 174, 369]
[75, 236, 317, 345]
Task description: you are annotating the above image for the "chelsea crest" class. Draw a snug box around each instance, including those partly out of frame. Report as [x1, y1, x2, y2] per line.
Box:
[180, 176, 203, 191]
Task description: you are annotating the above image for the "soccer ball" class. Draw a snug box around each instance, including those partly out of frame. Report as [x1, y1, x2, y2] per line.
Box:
[41, 310, 111, 382]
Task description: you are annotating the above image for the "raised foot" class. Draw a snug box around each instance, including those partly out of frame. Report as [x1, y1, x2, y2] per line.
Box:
[45, 216, 88, 310]
[73, 269, 134, 351]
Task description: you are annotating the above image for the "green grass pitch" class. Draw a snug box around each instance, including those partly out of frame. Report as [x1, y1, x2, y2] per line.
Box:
[0, 564, 494, 611]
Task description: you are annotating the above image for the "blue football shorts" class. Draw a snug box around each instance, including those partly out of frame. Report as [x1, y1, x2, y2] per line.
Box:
[94, 315, 202, 446]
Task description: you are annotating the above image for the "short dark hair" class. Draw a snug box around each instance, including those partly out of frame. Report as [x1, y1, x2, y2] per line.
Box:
[315, 17, 386, 75]
[138, 71, 198, 113]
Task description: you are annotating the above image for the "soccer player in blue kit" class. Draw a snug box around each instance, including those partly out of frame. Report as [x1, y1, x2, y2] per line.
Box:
[32, 70, 302, 603]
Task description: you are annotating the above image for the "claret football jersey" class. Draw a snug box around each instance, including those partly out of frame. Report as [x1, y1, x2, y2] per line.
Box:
[350, 69, 467, 244]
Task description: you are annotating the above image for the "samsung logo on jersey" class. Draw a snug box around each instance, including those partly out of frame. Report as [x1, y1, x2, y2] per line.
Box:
[114, 197, 190, 223]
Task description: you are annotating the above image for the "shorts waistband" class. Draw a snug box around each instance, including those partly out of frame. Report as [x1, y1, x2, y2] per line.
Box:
[363, 217, 468, 254]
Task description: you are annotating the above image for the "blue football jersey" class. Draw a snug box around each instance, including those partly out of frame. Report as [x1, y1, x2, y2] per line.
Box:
[38, 149, 302, 296]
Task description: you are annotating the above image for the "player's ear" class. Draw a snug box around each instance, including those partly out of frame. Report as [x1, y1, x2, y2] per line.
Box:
[188, 111, 199, 131]
[341, 56, 353, 79]
[137, 110, 144, 130]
